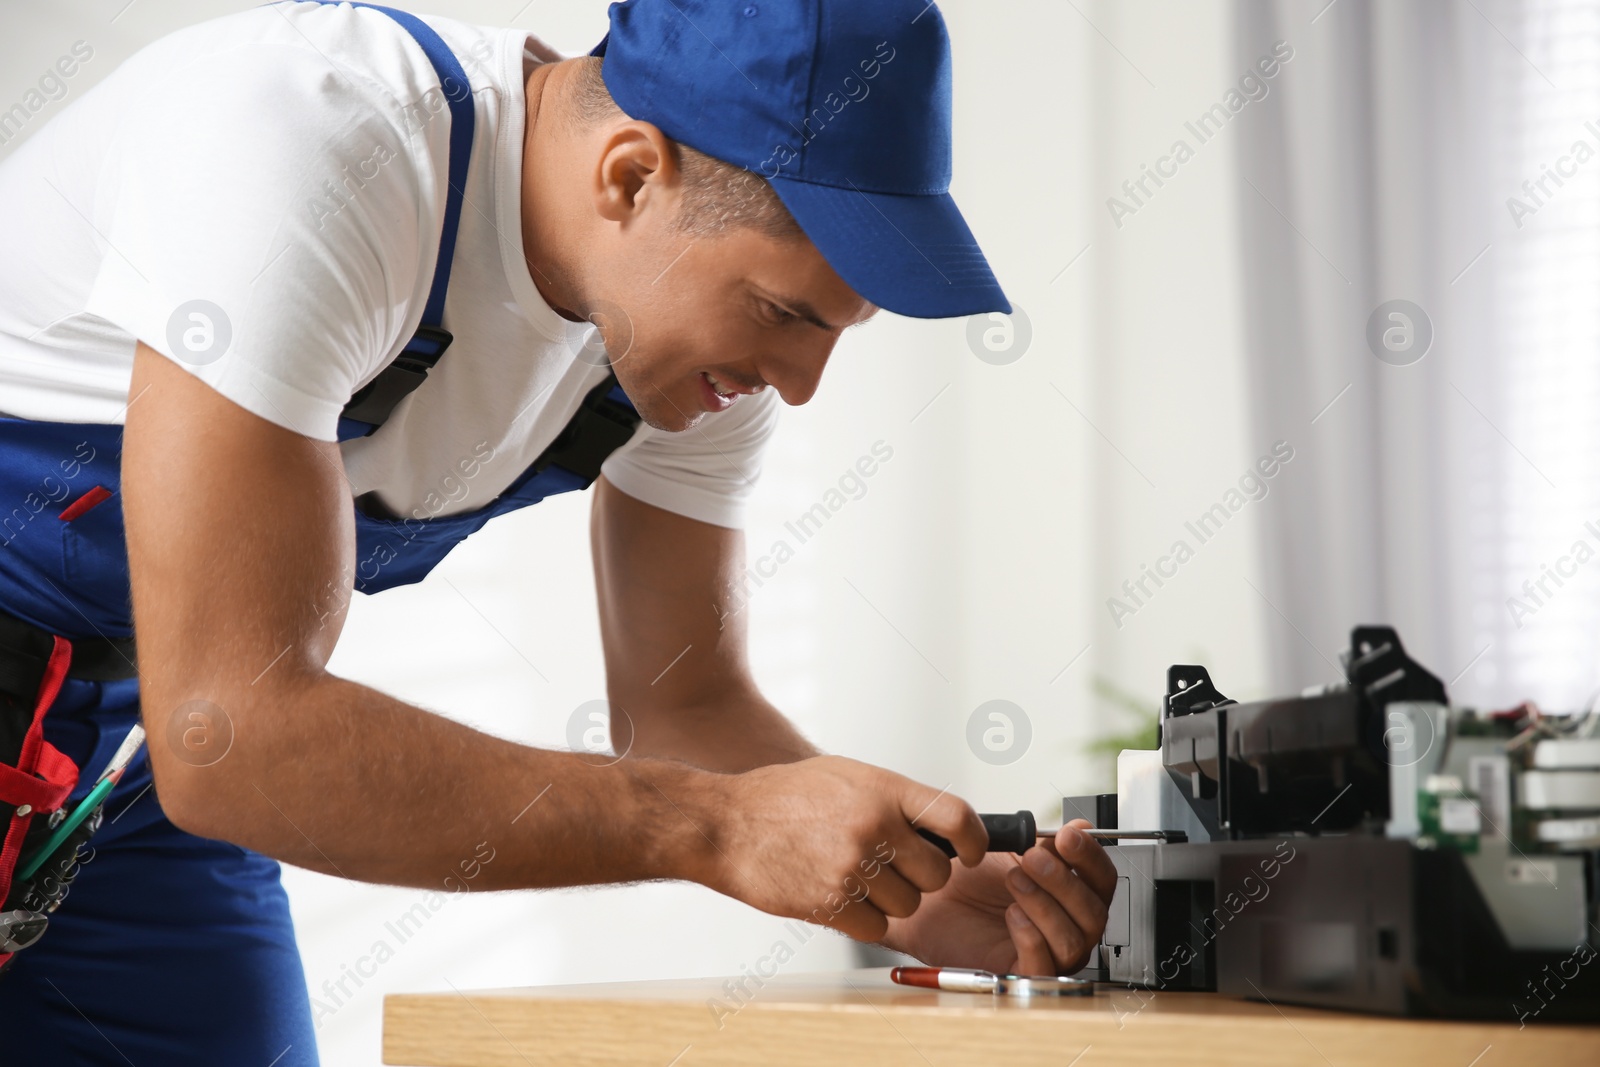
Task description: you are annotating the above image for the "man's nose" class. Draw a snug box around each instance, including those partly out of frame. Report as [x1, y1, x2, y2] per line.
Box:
[759, 347, 831, 407]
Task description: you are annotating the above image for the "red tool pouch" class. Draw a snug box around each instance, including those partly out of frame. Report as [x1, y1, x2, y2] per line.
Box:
[0, 634, 83, 974]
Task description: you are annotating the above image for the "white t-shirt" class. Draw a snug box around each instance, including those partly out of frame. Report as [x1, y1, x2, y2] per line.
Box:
[0, 0, 777, 525]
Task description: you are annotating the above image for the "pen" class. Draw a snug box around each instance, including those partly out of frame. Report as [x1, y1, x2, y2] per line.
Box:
[890, 967, 1096, 997]
[890, 967, 1001, 993]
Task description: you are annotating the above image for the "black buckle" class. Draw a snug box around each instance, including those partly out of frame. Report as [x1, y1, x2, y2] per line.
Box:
[532, 374, 642, 486]
[342, 326, 455, 428]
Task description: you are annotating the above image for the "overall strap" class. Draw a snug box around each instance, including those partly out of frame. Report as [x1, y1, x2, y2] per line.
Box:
[336, 2, 475, 437]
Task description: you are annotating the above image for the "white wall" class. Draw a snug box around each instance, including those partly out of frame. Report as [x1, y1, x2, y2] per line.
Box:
[2, 2, 1280, 1064]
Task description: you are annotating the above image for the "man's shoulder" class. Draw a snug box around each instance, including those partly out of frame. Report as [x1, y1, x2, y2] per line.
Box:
[118, 4, 509, 122]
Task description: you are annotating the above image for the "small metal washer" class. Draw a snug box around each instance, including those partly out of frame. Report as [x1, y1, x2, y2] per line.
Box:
[993, 975, 1096, 997]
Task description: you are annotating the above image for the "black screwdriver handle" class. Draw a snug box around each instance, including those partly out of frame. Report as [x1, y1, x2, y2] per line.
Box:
[917, 810, 1037, 858]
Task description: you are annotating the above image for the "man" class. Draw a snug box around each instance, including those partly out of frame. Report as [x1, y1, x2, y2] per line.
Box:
[0, 0, 1114, 1061]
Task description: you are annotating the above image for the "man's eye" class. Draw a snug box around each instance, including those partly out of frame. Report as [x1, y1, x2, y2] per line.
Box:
[763, 301, 798, 324]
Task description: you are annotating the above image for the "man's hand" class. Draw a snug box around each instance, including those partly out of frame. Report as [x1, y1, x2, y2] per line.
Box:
[693, 755, 987, 943]
[881, 820, 1117, 975]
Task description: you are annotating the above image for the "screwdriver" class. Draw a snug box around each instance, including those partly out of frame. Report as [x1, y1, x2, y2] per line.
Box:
[917, 811, 1036, 856]
[1066, 828, 1187, 843]
[917, 811, 1187, 856]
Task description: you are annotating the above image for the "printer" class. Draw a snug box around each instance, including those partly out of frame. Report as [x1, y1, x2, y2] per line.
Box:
[1067, 626, 1599, 1023]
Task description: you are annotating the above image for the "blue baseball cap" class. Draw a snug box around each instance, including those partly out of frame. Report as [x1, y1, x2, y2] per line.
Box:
[590, 0, 1011, 319]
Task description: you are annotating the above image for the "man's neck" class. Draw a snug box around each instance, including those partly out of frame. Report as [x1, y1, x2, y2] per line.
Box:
[519, 61, 585, 324]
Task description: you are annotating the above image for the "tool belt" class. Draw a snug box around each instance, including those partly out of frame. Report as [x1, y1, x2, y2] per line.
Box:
[0, 606, 138, 977]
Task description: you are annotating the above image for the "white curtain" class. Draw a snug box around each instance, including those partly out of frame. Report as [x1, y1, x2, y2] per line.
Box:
[1234, 0, 1600, 710]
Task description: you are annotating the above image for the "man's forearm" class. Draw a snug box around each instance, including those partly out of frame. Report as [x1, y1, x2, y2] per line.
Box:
[620, 686, 821, 772]
[151, 671, 728, 893]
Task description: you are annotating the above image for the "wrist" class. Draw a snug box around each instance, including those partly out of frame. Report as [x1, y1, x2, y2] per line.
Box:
[624, 758, 735, 889]
[879, 914, 927, 962]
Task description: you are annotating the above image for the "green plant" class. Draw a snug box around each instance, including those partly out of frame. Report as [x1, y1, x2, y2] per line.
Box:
[1084, 675, 1159, 784]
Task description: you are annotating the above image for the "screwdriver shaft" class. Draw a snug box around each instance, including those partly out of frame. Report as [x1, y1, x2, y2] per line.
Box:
[1039, 828, 1187, 842]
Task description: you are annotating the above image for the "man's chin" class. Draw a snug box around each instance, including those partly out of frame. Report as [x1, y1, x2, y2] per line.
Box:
[609, 366, 705, 433]
[634, 398, 703, 434]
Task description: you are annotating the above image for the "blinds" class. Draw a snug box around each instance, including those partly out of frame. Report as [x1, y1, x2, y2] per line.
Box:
[1483, 0, 1600, 708]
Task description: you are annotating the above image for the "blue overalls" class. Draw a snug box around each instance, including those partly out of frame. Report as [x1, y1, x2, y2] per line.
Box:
[0, 5, 635, 1062]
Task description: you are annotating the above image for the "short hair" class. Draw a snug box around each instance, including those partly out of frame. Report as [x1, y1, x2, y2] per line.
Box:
[568, 57, 801, 241]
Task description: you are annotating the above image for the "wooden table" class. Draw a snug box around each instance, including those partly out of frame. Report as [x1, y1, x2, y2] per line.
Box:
[383, 967, 1600, 1066]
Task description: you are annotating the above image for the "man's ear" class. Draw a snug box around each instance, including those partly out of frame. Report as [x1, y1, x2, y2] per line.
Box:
[592, 120, 681, 227]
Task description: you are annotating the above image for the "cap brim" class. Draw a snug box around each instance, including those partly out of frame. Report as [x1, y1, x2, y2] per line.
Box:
[766, 178, 1011, 319]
